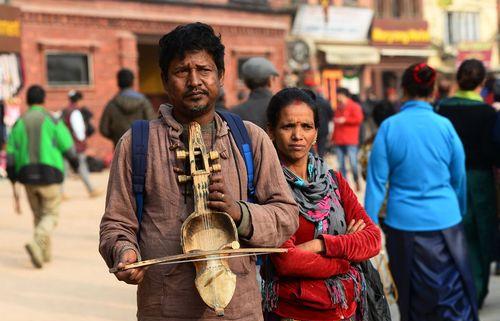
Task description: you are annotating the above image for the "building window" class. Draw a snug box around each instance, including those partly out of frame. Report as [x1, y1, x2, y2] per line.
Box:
[375, 0, 421, 18]
[46, 52, 90, 86]
[375, 0, 384, 17]
[445, 11, 479, 45]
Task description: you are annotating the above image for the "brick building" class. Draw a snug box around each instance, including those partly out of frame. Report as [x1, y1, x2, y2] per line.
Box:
[370, 0, 432, 98]
[424, 0, 498, 74]
[288, 0, 432, 103]
[9, 0, 291, 157]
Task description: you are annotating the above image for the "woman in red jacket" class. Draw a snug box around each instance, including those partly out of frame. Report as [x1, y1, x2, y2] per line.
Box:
[263, 87, 381, 321]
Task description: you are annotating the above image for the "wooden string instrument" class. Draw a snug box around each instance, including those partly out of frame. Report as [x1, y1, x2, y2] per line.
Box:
[177, 121, 239, 316]
[110, 121, 287, 316]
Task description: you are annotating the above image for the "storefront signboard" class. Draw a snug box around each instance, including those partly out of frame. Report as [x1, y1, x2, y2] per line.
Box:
[456, 42, 493, 68]
[292, 5, 373, 42]
[371, 19, 430, 47]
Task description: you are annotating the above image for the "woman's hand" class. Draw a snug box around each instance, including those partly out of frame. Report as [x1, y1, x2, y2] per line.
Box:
[296, 239, 325, 254]
[346, 219, 366, 234]
[295, 220, 366, 254]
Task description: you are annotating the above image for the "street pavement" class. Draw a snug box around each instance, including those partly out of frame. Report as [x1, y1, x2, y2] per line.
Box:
[0, 170, 498, 320]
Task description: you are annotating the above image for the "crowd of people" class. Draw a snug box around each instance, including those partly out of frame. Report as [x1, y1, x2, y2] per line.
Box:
[2, 21, 499, 321]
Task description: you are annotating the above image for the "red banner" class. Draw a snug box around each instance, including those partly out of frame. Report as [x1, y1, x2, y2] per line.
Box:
[456, 43, 492, 68]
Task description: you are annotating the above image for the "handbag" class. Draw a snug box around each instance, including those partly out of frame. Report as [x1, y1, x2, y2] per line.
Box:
[329, 169, 392, 321]
[360, 260, 391, 321]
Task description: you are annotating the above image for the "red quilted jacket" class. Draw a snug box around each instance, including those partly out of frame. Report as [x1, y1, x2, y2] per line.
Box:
[270, 172, 381, 321]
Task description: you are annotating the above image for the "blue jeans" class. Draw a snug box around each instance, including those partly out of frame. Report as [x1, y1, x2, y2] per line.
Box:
[334, 145, 359, 182]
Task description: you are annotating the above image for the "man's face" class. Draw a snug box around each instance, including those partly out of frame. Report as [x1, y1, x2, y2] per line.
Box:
[388, 92, 398, 103]
[162, 50, 223, 121]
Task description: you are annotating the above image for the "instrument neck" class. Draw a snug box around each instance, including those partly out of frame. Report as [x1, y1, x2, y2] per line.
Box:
[193, 174, 210, 214]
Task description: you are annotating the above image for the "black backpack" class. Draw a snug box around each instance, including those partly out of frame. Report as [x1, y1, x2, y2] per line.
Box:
[80, 106, 95, 137]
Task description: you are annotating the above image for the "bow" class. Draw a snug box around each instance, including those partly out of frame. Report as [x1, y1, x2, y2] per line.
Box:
[109, 248, 286, 273]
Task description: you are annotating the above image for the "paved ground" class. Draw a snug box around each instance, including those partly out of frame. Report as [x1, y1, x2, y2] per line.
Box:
[0, 170, 498, 320]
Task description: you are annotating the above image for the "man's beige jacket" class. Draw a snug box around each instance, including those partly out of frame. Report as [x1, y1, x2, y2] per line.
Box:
[99, 105, 299, 321]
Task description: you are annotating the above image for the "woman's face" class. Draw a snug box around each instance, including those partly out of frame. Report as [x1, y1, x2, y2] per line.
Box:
[270, 101, 317, 165]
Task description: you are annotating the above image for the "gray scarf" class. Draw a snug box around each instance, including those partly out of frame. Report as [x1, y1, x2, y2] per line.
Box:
[282, 153, 346, 238]
[263, 154, 367, 320]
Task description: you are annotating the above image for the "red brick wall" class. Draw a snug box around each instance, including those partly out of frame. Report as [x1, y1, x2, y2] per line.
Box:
[13, 0, 290, 158]
[19, 19, 133, 157]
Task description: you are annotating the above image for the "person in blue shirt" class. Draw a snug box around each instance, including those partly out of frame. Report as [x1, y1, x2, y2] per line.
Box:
[365, 63, 478, 321]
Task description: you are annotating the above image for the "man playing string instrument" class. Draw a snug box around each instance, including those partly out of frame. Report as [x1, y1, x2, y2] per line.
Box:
[99, 22, 298, 320]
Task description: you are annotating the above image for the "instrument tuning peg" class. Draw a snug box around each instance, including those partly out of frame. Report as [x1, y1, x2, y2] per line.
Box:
[211, 164, 222, 172]
[178, 175, 192, 183]
[176, 150, 188, 160]
[231, 241, 240, 249]
[209, 151, 219, 161]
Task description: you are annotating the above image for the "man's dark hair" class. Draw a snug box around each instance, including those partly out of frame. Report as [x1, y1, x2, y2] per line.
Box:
[69, 90, 83, 103]
[117, 68, 134, 89]
[336, 87, 350, 97]
[158, 22, 225, 78]
[27, 85, 45, 105]
[457, 59, 486, 91]
[373, 101, 396, 127]
[244, 78, 269, 91]
[267, 87, 319, 129]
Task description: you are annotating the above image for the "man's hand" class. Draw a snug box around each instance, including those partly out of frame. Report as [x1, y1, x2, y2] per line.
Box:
[207, 174, 241, 224]
[346, 219, 366, 234]
[335, 116, 346, 124]
[114, 249, 146, 285]
[63, 149, 80, 172]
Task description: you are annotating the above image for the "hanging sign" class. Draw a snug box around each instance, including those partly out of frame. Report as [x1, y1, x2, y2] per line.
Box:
[456, 42, 493, 68]
[292, 5, 373, 42]
[0, 5, 21, 53]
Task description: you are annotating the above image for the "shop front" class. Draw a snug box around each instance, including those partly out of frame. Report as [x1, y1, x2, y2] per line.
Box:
[290, 4, 377, 107]
[370, 18, 433, 99]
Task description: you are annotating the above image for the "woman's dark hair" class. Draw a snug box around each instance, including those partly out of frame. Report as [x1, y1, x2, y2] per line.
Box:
[336, 87, 350, 97]
[456, 59, 486, 91]
[117, 68, 134, 89]
[27, 85, 45, 105]
[401, 63, 436, 98]
[267, 87, 319, 129]
[159, 22, 225, 78]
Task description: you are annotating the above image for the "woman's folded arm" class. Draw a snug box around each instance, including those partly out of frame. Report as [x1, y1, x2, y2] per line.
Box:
[320, 172, 381, 262]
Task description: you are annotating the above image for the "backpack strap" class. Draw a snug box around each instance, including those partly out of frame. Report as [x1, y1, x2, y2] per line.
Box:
[131, 120, 150, 238]
[217, 111, 256, 203]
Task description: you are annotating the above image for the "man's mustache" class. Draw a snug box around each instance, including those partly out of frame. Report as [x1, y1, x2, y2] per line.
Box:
[184, 89, 209, 97]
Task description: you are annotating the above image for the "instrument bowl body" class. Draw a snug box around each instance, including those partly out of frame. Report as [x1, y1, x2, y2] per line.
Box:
[181, 211, 239, 251]
[181, 211, 239, 312]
